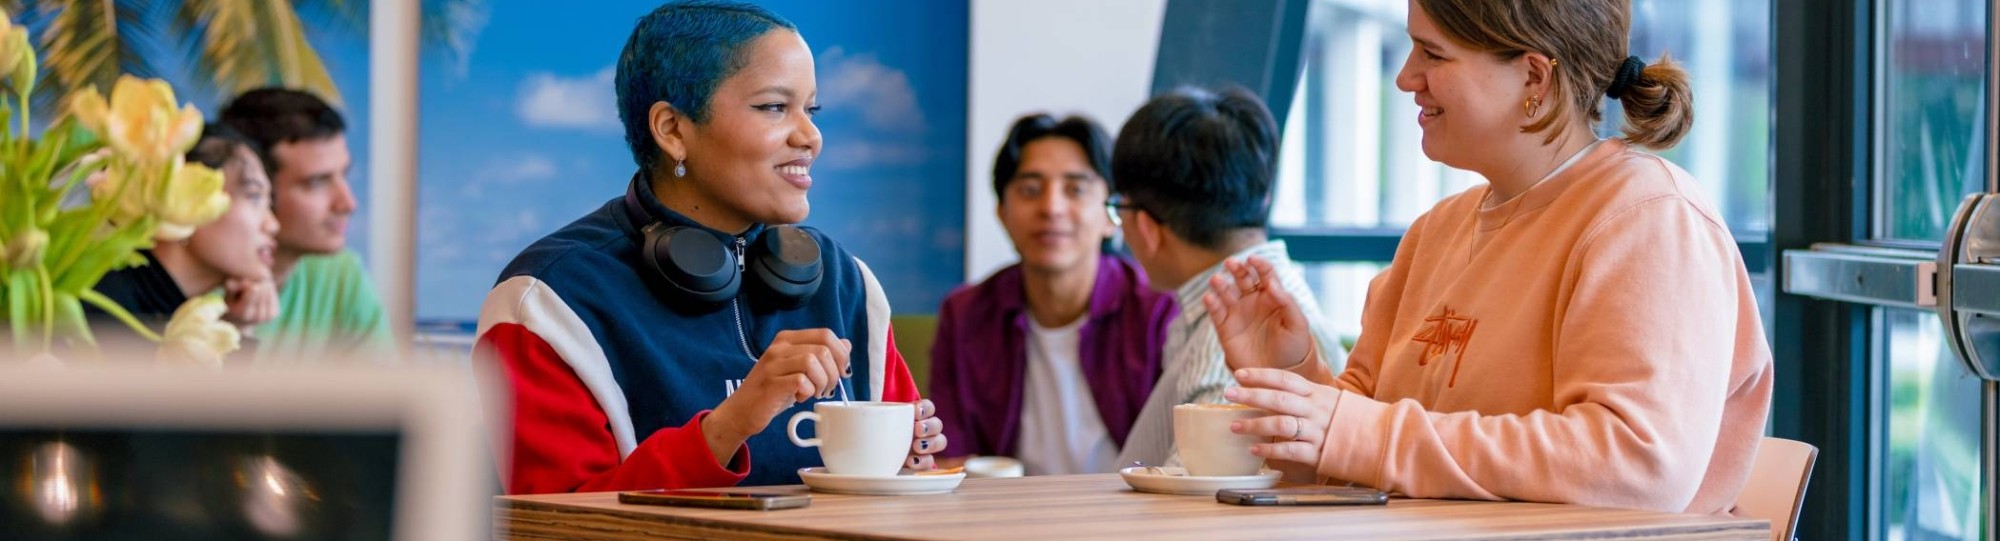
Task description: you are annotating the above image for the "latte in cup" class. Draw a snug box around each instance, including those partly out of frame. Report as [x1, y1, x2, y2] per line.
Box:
[1172, 403, 1267, 477]
[788, 401, 914, 477]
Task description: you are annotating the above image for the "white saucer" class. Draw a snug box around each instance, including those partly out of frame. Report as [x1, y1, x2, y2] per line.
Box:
[797, 467, 966, 496]
[1118, 466, 1281, 495]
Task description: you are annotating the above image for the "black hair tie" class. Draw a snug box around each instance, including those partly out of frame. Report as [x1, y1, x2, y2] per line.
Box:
[1606, 56, 1647, 99]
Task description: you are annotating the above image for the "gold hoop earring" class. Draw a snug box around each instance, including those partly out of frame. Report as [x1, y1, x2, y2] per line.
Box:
[1524, 96, 1542, 118]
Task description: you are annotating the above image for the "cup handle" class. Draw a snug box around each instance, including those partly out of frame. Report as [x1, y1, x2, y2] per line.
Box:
[787, 411, 820, 448]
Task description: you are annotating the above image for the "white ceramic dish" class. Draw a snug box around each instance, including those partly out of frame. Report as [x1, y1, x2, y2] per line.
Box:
[797, 467, 967, 496]
[1117, 466, 1282, 495]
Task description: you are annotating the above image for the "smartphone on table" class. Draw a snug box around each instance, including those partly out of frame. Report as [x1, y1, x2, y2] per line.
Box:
[1215, 487, 1389, 506]
[619, 487, 811, 511]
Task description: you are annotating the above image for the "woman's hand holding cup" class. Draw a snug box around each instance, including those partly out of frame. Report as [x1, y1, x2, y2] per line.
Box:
[904, 399, 947, 471]
[1223, 368, 1343, 469]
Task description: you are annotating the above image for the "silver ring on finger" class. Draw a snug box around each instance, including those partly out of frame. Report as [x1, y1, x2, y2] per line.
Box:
[1291, 416, 1304, 441]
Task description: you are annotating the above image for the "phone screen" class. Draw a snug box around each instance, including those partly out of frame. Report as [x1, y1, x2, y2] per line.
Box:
[1215, 487, 1389, 506]
[619, 488, 811, 510]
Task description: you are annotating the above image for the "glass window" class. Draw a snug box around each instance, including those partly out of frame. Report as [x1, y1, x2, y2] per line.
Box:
[1620, 0, 1773, 234]
[1272, 0, 1479, 231]
[1878, 309, 1985, 541]
[1295, 262, 1385, 344]
[1273, 0, 1772, 234]
[1876, 0, 1987, 243]
[1274, 0, 1774, 339]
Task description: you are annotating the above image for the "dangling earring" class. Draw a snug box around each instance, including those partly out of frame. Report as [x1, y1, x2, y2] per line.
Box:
[1524, 57, 1556, 119]
[674, 158, 687, 178]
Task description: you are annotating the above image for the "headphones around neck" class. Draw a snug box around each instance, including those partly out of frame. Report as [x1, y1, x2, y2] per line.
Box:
[625, 181, 823, 311]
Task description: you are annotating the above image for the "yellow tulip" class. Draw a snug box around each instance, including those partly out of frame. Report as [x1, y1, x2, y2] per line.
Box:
[155, 296, 240, 368]
[89, 161, 150, 226]
[69, 87, 108, 138]
[0, 15, 23, 86]
[5, 228, 46, 270]
[98, 76, 203, 165]
[151, 160, 230, 242]
[8, 25, 32, 92]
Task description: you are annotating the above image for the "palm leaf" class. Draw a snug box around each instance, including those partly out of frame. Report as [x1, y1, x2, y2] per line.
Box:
[254, 0, 339, 105]
[174, 0, 266, 101]
[421, 0, 488, 67]
[293, 0, 490, 66]
[177, 0, 340, 105]
[28, 0, 488, 117]
[290, 0, 362, 31]
[32, 0, 169, 114]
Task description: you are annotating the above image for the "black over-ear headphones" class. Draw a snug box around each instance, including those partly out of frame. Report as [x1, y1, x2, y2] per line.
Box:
[624, 180, 823, 310]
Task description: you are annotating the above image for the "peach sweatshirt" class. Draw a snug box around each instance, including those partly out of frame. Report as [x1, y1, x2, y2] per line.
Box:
[1317, 139, 1773, 514]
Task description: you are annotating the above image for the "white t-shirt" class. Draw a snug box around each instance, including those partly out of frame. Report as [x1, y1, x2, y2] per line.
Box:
[1015, 316, 1121, 475]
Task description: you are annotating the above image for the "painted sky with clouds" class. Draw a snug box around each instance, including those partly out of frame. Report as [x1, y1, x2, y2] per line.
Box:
[415, 0, 968, 324]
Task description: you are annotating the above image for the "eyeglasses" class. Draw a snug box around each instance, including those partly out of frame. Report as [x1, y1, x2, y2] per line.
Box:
[1105, 193, 1143, 227]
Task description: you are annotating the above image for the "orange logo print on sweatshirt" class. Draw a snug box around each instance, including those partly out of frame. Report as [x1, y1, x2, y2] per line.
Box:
[1410, 306, 1478, 387]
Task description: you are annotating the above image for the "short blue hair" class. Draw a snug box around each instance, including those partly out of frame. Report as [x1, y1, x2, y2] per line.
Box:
[616, 0, 797, 173]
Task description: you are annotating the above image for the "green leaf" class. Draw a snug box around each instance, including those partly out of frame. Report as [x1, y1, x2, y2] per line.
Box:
[37, 266, 53, 347]
[49, 290, 94, 352]
[8, 270, 32, 356]
[78, 288, 159, 342]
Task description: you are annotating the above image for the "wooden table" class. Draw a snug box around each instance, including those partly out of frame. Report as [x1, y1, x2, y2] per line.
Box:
[497, 474, 1770, 540]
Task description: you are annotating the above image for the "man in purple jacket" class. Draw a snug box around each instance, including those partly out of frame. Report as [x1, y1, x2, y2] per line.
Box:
[929, 114, 1178, 476]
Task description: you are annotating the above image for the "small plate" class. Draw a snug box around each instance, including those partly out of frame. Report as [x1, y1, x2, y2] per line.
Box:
[797, 467, 966, 496]
[1118, 466, 1282, 495]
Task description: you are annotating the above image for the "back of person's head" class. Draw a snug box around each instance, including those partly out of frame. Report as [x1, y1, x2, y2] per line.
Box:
[1111, 86, 1278, 250]
[185, 123, 261, 173]
[616, 0, 797, 174]
[217, 88, 345, 175]
[1415, 0, 1693, 149]
[992, 113, 1113, 198]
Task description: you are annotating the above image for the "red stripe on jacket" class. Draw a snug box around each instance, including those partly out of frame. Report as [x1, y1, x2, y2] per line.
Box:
[479, 322, 920, 494]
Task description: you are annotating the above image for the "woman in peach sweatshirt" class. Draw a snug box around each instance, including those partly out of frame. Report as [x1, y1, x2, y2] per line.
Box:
[1203, 0, 1774, 515]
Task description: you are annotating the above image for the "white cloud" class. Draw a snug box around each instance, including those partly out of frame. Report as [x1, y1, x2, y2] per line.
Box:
[459, 154, 561, 198]
[487, 155, 559, 184]
[819, 48, 926, 134]
[517, 67, 619, 132]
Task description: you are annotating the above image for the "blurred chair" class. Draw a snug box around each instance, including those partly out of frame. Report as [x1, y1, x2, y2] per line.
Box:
[890, 314, 939, 395]
[1736, 437, 1818, 541]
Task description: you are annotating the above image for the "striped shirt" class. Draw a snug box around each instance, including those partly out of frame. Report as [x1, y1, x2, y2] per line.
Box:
[1114, 240, 1348, 468]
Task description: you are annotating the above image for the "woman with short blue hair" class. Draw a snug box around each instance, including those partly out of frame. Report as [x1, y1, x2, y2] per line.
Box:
[477, 0, 946, 493]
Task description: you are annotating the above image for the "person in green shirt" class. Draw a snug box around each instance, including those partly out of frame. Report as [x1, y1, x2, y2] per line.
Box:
[219, 88, 394, 363]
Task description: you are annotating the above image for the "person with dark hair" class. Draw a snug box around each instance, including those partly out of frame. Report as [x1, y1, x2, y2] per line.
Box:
[927, 113, 1177, 475]
[474, 0, 943, 494]
[1206, 0, 1771, 514]
[1105, 87, 1347, 469]
[217, 88, 390, 363]
[88, 125, 282, 351]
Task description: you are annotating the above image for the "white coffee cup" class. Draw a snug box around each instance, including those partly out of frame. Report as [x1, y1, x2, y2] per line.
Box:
[787, 401, 914, 476]
[1173, 403, 1267, 477]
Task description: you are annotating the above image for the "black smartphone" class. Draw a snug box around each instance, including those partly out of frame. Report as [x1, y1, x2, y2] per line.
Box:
[1215, 487, 1389, 506]
[619, 488, 811, 511]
